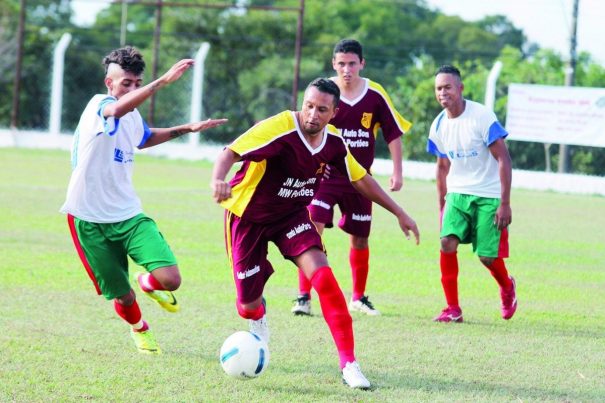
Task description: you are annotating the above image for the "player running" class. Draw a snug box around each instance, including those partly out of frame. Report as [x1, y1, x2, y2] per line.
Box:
[211, 78, 419, 389]
[292, 39, 412, 316]
[61, 46, 227, 354]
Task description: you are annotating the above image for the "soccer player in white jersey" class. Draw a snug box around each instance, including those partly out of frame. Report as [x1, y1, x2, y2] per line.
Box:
[427, 65, 517, 323]
[61, 47, 226, 353]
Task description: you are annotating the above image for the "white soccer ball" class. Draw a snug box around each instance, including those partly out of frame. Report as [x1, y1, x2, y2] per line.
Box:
[219, 331, 270, 379]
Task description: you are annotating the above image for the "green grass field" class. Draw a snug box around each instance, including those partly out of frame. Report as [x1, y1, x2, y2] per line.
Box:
[1, 147, 604, 402]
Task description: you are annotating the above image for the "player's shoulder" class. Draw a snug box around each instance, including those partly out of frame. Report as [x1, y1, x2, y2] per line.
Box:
[366, 79, 389, 96]
[325, 123, 341, 137]
[249, 110, 296, 136]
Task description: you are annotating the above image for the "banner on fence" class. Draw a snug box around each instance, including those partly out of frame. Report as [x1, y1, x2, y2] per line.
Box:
[505, 83, 605, 147]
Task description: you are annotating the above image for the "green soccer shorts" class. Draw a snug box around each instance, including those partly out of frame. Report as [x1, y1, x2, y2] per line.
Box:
[441, 193, 509, 258]
[67, 213, 177, 299]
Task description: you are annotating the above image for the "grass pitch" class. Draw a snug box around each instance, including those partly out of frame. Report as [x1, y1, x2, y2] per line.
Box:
[0, 147, 604, 402]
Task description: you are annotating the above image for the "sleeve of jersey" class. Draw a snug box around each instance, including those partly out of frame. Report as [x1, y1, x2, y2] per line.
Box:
[426, 119, 447, 158]
[485, 120, 508, 146]
[369, 81, 412, 142]
[228, 112, 292, 161]
[96, 96, 119, 136]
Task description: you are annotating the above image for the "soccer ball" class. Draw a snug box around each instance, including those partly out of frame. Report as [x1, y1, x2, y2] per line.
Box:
[219, 331, 270, 379]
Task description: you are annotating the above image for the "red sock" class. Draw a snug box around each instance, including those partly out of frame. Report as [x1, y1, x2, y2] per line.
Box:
[350, 247, 369, 301]
[311, 266, 355, 368]
[440, 251, 459, 307]
[139, 272, 166, 292]
[236, 301, 265, 320]
[486, 258, 512, 289]
[298, 268, 312, 297]
[113, 300, 148, 331]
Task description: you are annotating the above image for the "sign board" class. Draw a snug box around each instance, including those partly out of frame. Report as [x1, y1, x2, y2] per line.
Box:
[505, 83, 605, 147]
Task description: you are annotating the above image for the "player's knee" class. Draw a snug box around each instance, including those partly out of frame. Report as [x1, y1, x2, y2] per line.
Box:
[161, 273, 181, 291]
[115, 290, 136, 306]
[479, 256, 494, 267]
[440, 236, 458, 252]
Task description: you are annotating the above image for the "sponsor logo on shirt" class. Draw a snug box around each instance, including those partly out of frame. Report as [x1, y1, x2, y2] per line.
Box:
[286, 222, 312, 239]
[237, 265, 260, 280]
[341, 128, 370, 148]
[277, 177, 317, 198]
[114, 148, 134, 164]
[352, 213, 372, 222]
[310, 199, 331, 210]
[448, 149, 479, 159]
[361, 112, 373, 129]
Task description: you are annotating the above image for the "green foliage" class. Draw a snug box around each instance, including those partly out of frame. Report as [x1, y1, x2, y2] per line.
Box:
[2, 0, 605, 173]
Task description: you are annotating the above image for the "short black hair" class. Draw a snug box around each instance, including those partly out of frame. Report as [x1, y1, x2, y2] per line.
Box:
[102, 46, 145, 76]
[307, 78, 340, 107]
[333, 39, 363, 61]
[435, 64, 461, 79]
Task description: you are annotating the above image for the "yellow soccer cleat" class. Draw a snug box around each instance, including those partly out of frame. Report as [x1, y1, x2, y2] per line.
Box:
[130, 327, 162, 354]
[131, 270, 180, 313]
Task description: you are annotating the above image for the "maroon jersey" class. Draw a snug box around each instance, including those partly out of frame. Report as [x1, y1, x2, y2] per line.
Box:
[220, 111, 367, 224]
[327, 78, 412, 191]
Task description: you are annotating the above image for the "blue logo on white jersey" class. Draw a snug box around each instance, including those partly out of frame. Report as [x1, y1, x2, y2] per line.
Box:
[448, 149, 479, 159]
[114, 148, 124, 162]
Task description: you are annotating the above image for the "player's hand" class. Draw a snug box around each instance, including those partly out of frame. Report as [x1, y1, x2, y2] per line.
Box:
[188, 118, 228, 133]
[389, 173, 403, 191]
[397, 212, 420, 245]
[211, 179, 232, 203]
[494, 203, 512, 231]
[161, 59, 195, 84]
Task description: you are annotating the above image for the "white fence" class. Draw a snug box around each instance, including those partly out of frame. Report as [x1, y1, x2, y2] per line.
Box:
[1, 128, 604, 197]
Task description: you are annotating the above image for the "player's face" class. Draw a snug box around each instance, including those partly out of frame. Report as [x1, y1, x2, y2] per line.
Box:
[104, 64, 143, 99]
[434, 73, 464, 110]
[332, 52, 365, 85]
[299, 86, 338, 136]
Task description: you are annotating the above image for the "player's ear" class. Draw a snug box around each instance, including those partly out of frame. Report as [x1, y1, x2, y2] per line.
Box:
[360, 58, 365, 70]
[104, 77, 113, 93]
[332, 106, 339, 119]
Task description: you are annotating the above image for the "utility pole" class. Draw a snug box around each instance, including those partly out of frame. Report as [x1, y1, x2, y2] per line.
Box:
[10, 0, 26, 129]
[558, 0, 579, 173]
[148, 0, 162, 126]
[291, 0, 304, 110]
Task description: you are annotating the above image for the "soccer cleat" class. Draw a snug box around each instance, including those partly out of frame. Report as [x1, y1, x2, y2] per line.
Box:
[249, 298, 270, 343]
[130, 327, 161, 354]
[132, 270, 179, 313]
[433, 305, 463, 323]
[342, 361, 371, 389]
[500, 276, 517, 320]
[348, 295, 381, 316]
[291, 293, 312, 316]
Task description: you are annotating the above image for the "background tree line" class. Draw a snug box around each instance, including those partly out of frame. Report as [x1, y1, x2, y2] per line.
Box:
[1, 0, 605, 175]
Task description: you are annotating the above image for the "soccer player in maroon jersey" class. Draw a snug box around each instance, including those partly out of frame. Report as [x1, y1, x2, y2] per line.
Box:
[211, 78, 419, 389]
[292, 39, 412, 316]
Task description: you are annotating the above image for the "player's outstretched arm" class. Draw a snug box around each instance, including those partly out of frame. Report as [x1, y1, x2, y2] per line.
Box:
[104, 59, 195, 119]
[140, 118, 228, 149]
[210, 148, 242, 203]
[351, 174, 420, 244]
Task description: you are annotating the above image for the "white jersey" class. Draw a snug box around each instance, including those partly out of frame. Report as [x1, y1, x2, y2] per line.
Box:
[60, 94, 152, 223]
[427, 100, 508, 198]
